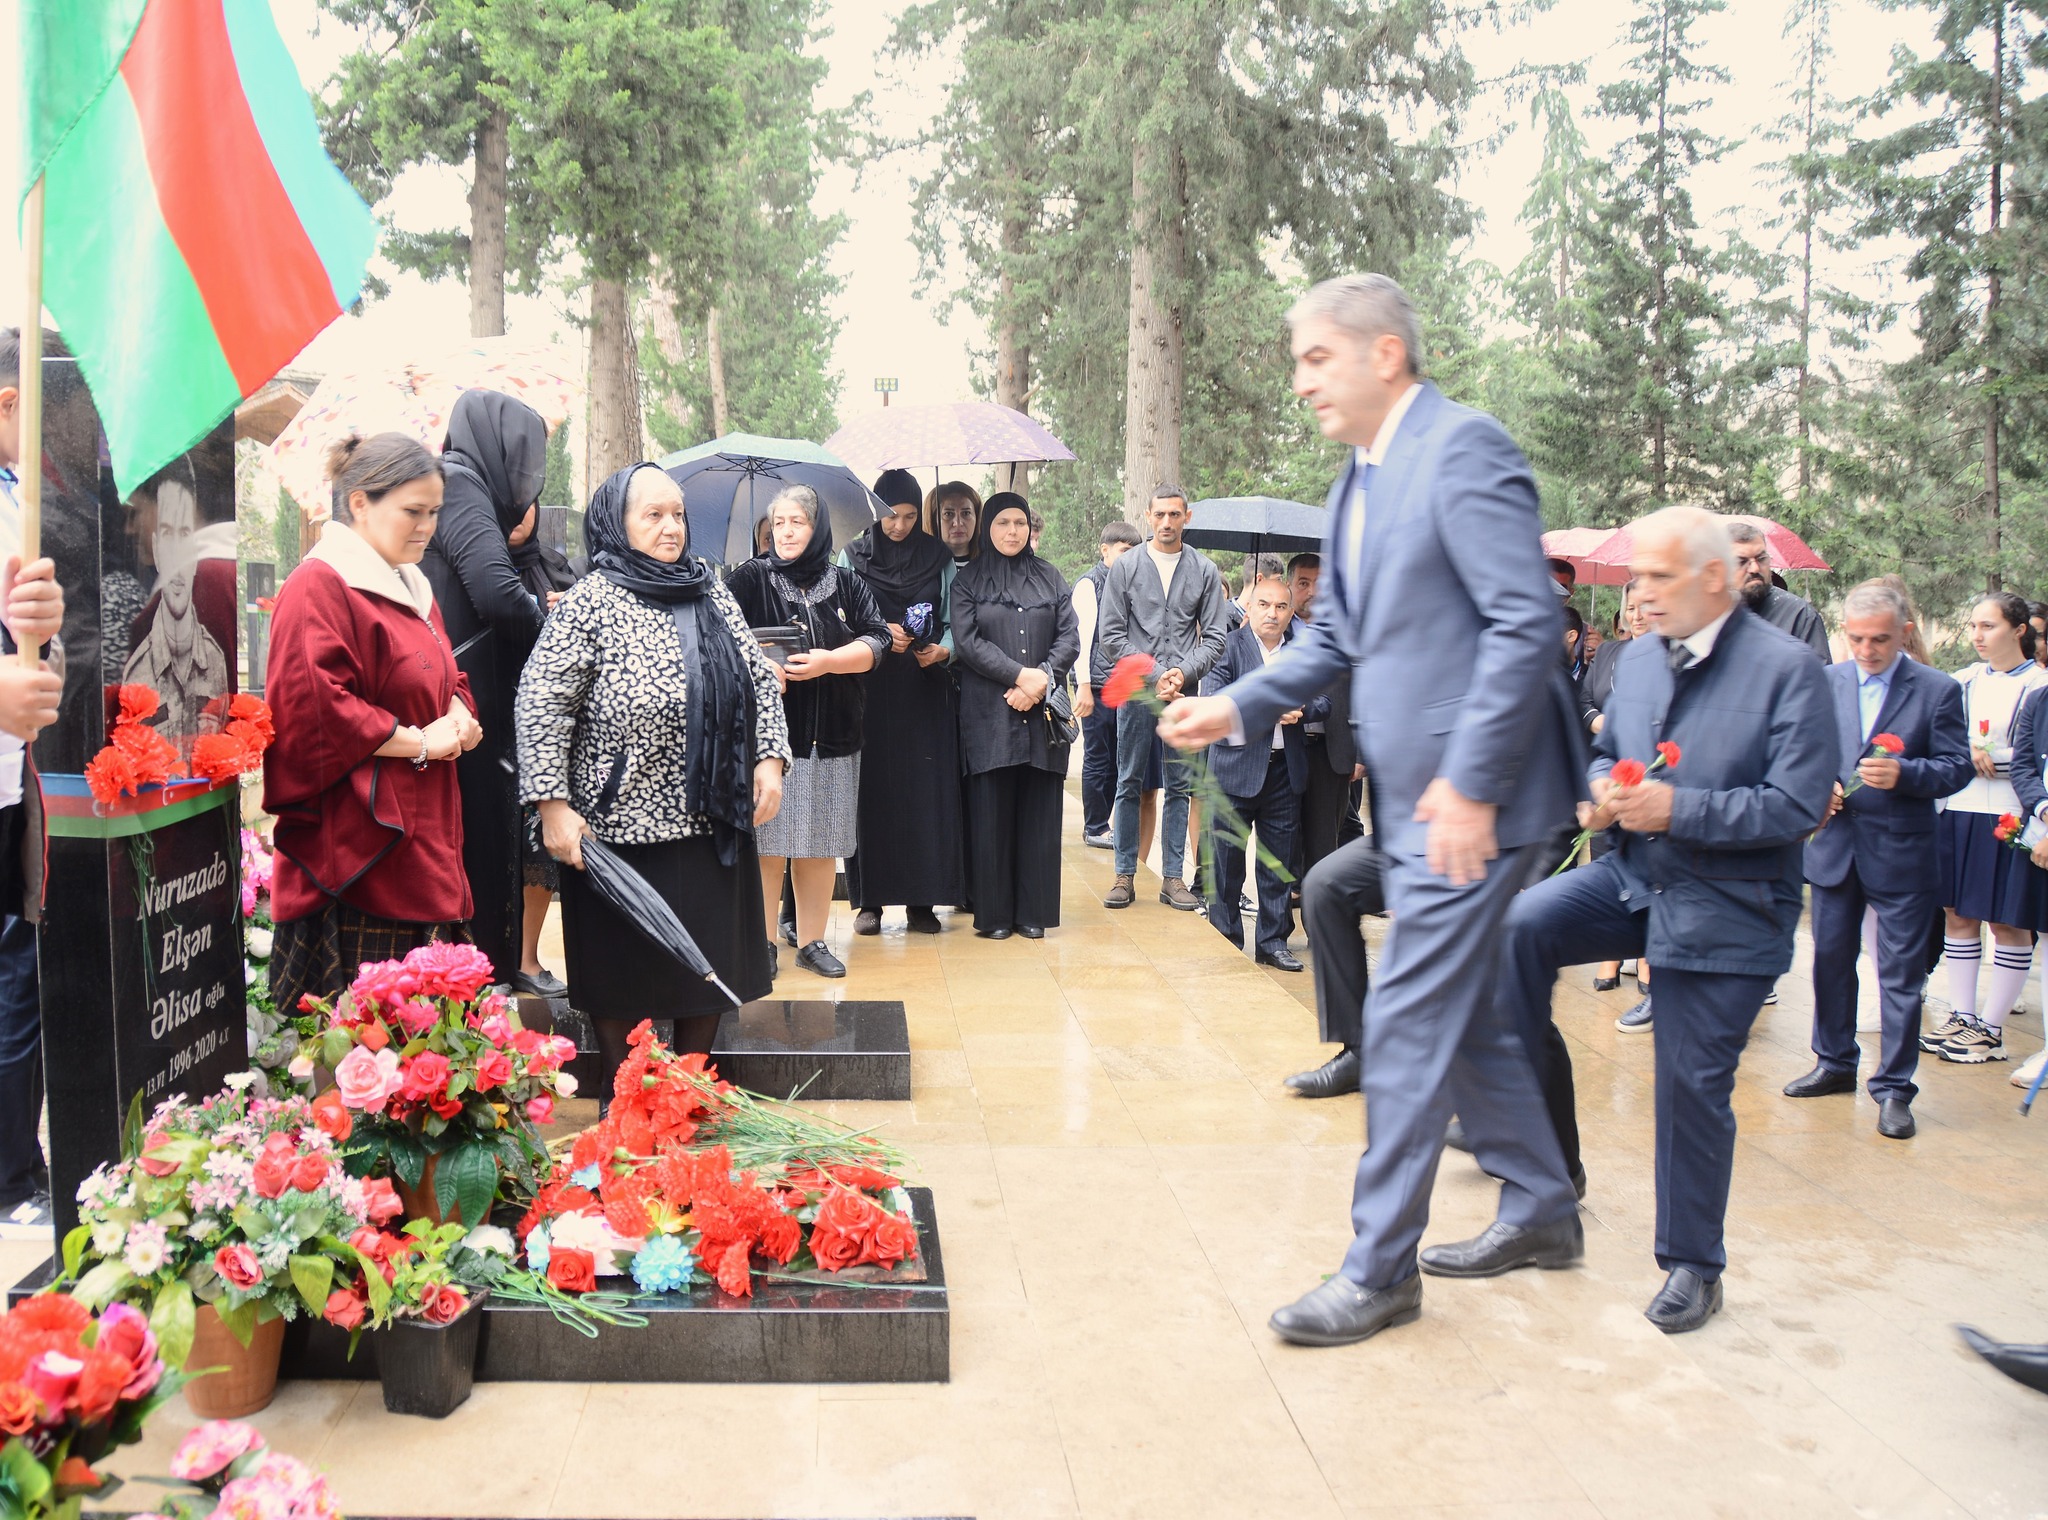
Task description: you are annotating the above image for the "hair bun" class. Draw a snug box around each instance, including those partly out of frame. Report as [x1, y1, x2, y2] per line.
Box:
[323, 433, 365, 481]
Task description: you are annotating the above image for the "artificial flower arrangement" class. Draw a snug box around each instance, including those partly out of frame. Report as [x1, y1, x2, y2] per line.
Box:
[320, 1220, 506, 1345]
[143, 1419, 341, 1520]
[519, 1022, 919, 1300]
[62, 1084, 401, 1363]
[302, 943, 578, 1227]
[0, 1291, 188, 1520]
[83, 686, 274, 807]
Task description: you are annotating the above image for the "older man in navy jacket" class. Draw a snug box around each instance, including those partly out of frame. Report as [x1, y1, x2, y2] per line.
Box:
[1787, 581, 1971, 1138]
[1486, 506, 1835, 1334]
[1198, 574, 1321, 968]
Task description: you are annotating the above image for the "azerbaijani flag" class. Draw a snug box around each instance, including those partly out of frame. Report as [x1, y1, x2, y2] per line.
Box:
[21, 0, 376, 496]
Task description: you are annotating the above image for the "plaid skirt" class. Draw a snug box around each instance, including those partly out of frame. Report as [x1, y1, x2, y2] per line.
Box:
[269, 902, 470, 1016]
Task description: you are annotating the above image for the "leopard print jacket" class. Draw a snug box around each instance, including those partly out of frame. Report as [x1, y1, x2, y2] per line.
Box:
[515, 571, 792, 843]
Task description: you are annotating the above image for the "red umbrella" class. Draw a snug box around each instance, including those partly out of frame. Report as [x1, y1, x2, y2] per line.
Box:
[1542, 527, 1633, 587]
[1583, 515, 1830, 574]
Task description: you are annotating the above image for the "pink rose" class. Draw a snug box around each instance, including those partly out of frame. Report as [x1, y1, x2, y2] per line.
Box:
[400, 1051, 451, 1101]
[213, 1244, 263, 1290]
[477, 1013, 512, 1045]
[25, 1351, 81, 1413]
[418, 1283, 468, 1325]
[322, 1288, 367, 1332]
[138, 1128, 178, 1178]
[94, 1304, 163, 1400]
[510, 1028, 544, 1056]
[348, 958, 420, 1013]
[169, 1420, 265, 1482]
[290, 1154, 329, 1193]
[360, 1176, 403, 1224]
[250, 1147, 293, 1200]
[389, 998, 439, 1037]
[402, 942, 495, 1003]
[334, 1046, 401, 1113]
[525, 1094, 554, 1125]
[474, 1050, 513, 1092]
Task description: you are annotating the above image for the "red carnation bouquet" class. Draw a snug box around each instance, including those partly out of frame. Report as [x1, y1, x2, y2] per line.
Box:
[1553, 742, 1681, 875]
[1840, 732, 1906, 799]
[83, 685, 275, 807]
[519, 1022, 917, 1300]
[1993, 812, 2041, 853]
[0, 1291, 189, 1520]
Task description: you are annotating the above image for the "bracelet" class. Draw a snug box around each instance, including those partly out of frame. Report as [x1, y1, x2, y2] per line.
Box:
[412, 730, 430, 770]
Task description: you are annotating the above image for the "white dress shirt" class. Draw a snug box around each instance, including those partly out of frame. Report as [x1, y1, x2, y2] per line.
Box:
[1256, 633, 1287, 748]
[1668, 607, 1735, 671]
[1340, 379, 1425, 591]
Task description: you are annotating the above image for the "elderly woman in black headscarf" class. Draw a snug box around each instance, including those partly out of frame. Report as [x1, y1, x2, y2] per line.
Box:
[840, 469, 966, 936]
[515, 465, 789, 1085]
[419, 389, 550, 991]
[951, 492, 1078, 939]
[727, 484, 891, 979]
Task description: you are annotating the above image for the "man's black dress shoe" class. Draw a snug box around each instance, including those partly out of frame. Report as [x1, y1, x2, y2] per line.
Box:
[1783, 1065, 1857, 1098]
[1569, 1163, 1588, 1202]
[975, 926, 1012, 940]
[1443, 1117, 1473, 1154]
[1420, 1214, 1583, 1279]
[1958, 1325, 2048, 1395]
[1644, 1267, 1722, 1333]
[1256, 947, 1304, 972]
[1269, 1271, 1422, 1347]
[1015, 924, 1044, 940]
[1878, 1098, 1916, 1139]
[1593, 974, 1621, 992]
[1283, 1048, 1358, 1098]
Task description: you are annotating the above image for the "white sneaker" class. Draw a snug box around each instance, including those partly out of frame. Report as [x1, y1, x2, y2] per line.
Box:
[2012, 1048, 2048, 1089]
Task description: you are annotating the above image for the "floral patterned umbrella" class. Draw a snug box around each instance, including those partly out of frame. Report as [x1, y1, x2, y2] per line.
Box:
[823, 401, 1075, 476]
[267, 338, 582, 518]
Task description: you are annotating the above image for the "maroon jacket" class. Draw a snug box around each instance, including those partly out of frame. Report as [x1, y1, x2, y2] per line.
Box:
[263, 524, 473, 925]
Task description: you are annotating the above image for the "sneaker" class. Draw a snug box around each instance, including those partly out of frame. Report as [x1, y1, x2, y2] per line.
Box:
[1921, 1010, 1972, 1053]
[1762, 989, 1779, 1006]
[852, 908, 882, 936]
[1104, 875, 1136, 909]
[1616, 995, 1653, 1033]
[1083, 831, 1114, 850]
[0, 1191, 53, 1240]
[1939, 1017, 2007, 1064]
[1159, 880, 1201, 911]
[2011, 1048, 2048, 1089]
[795, 940, 846, 979]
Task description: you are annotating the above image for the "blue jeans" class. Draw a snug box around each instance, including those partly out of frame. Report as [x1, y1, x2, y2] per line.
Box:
[1081, 699, 1117, 837]
[1114, 702, 1190, 880]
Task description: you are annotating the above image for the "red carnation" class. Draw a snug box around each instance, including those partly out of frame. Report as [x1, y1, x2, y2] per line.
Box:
[1871, 733, 1904, 756]
[115, 685, 160, 726]
[83, 747, 140, 806]
[190, 731, 255, 783]
[1609, 758, 1647, 788]
[1981, 719, 1992, 735]
[1655, 741, 1681, 768]
[712, 1239, 754, 1298]
[1995, 812, 2022, 842]
[110, 721, 177, 785]
[1100, 653, 1157, 710]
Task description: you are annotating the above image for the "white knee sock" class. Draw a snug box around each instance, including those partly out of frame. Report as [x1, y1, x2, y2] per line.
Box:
[1946, 935, 1982, 1017]
[1984, 943, 2034, 1029]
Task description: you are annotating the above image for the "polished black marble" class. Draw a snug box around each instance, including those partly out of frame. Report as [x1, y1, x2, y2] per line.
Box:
[561, 1000, 911, 1102]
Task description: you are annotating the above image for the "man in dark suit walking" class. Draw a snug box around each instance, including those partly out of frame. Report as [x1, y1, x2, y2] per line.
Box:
[1198, 573, 1317, 970]
[1787, 580, 1972, 1137]
[1488, 506, 1835, 1333]
[1162, 273, 1586, 1346]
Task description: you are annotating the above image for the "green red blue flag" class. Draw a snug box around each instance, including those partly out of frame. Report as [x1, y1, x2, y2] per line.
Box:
[21, 0, 376, 495]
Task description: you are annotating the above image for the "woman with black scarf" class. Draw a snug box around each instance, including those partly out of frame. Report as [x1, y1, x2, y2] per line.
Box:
[840, 469, 966, 935]
[951, 492, 1079, 938]
[515, 465, 790, 1085]
[419, 389, 549, 990]
[727, 484, 891, 978]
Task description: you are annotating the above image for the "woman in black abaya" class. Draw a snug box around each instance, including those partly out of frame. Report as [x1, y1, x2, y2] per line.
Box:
[419, 389, 549, 990]
[842, 470, 966, 934]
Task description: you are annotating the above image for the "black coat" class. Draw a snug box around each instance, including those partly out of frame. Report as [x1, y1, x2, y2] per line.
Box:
[952, 562, 1079, 776]
[726, 560, 890, 759]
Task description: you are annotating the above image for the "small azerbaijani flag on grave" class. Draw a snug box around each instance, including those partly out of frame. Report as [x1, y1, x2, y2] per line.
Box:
[20, 0, 376, 495]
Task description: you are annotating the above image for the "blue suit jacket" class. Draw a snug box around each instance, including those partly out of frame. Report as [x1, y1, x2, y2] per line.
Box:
[1217, 383, 1583, 858]
[1803, 657, 1971, 890]
[1200, 622, 1321, 798]
[1594, 606, 1836, 976]
[2005, 686, 2048, 825]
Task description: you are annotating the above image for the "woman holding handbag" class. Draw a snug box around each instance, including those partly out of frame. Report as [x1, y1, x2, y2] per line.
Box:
[950, 492, 1078, 939]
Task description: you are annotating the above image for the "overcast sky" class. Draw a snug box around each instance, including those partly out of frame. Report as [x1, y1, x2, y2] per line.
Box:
[0, 0, 1935, 437]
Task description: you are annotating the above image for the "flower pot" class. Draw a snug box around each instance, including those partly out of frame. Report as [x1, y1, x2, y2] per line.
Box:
[376, 1299, 486, 1419]
[185, 1305, 286, 1419]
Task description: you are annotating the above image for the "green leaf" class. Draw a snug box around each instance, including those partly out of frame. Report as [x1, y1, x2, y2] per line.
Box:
[320, 1027, 355, 1069]
[388, 1129, 426, 1190]
[151, 1281, 197, 1370]
[288, 1254, 334, 1316]
[59, 1224, 89, 1281]
[349, 1243, 392, 1321]
[443, 1142, 499, 1227]
[121, 1089, 146, 1162]
[214, 1297, 258, 1349]
[70, 1261, 132, 1311]
[0, 1438, 51, 1504]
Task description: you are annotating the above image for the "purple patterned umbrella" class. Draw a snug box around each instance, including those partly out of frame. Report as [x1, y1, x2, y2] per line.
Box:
[824, 402, 1076, 475]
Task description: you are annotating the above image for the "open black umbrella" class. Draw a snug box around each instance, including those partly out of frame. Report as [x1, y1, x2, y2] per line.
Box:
[578, 836, 742, 1009]
[659, 432, 882, 564]
[1180, 496, 1328, 556]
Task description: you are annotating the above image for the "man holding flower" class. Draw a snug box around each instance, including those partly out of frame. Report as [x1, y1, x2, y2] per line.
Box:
[1788, 580, 1971, 1137]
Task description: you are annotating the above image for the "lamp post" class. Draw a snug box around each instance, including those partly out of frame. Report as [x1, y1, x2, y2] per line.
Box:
[874, 376, 898, 409]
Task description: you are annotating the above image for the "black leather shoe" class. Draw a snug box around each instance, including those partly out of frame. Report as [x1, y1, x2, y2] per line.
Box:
[1284, 1048, 1358, 1098]
[1878, 1098, 1916, 1139]
[1015, 924, 1044, 940]
[779, 919, 799, 949]
[1783, 1065, 1857, 1098]
[1593, 974, 1621, 992]
[1256, 947, 1304, 972]
[795, 940, 846, 978]
[1420, 1214, 1583, 1279]
[1569, 1163, 1588, 1202]
[1269, 1271, 1422, 1347]
[510, 967, 569, 998]
[1958, 1325, 2048, 1396]
[905, 906, 943, 934]
[975, 926, 1012, 940]
[1616, 995, 1653, 1032]
[1644, 1268, 1723, 1333]
[1443, 1117, 1473, 1154]
[766, 940, 778, 980]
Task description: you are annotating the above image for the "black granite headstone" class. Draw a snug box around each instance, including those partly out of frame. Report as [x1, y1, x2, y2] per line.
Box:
[31, 356, 245, 1236]
[558, 1000, 912, 1102]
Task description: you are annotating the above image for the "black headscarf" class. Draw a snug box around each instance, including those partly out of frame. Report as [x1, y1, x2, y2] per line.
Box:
[956, 491, 1063, 609]
[586, 463, 756, 862]
[846, 469, 952, 621]
[764, 485, 835, 591]
[443, 390, 548, 534]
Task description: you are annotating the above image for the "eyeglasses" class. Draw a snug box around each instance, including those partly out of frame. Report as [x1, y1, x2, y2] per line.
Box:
[1734, 552, 1770, 570]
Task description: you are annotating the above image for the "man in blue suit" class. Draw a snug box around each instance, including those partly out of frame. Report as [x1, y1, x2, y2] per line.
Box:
[1489, 506, 1836, 1333]
[1788, 580, 1972, 1138]
[1161, 274, 1586, 1346]
[1198, 573, 1319, 969]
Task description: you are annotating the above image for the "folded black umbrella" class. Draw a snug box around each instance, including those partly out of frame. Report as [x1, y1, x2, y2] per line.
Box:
[577, 836, 742, 1009]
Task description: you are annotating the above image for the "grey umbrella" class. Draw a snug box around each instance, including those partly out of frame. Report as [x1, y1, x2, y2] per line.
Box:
[578, 836, 742, 1009]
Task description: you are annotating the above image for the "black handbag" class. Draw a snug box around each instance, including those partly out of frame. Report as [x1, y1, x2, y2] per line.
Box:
[1043, 669, 1079, 748]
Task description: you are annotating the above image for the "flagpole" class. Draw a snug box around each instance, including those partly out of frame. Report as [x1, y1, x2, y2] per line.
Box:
[17, 178, 44, 670]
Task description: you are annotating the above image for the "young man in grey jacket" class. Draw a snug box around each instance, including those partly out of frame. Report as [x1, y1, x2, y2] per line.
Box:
[1096, 485, 1229, 909]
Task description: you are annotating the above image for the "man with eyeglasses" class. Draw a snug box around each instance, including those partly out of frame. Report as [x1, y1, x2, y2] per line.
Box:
[1727, 521, 1829, 663]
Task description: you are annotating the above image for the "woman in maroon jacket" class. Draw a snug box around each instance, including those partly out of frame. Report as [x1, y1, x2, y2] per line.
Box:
[263, 433, 481, 1014]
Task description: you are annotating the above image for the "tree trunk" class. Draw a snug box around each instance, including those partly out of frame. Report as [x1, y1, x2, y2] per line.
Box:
[468, 103, 508, 339]
[587, 277, 641, 484]
[1984, 0, 2005, 589]
[642, 272, 694, 438]
[1121, 140, 1186, 523]
[706, 305, 731, 437]
[996, 214, 1031, 413]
